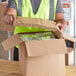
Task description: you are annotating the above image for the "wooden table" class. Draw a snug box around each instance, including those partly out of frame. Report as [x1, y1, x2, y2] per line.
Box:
[66, 66, 76, 76]
[0, 60, 21, 76]
[0, 60, 76, 76]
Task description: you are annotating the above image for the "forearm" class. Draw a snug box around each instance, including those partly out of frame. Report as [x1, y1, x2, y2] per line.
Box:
[55, 19, 66, 25]
[55, 13, 66, 24]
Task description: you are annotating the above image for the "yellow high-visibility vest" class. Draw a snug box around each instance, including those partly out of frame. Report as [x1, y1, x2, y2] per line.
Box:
[14, 0, 57, 34]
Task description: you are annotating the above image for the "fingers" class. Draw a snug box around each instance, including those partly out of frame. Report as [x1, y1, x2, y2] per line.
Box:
[9, 15, 13, 25]
[57, 23, 67, 32]
[9, 15, 16, 25]
[57, 23, 63, 30]
[11, 15, 17, 25]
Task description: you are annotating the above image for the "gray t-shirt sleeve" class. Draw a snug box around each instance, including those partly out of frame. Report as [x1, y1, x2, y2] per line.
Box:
[56, 0, 64, 13]
[7, 0, 17, 10]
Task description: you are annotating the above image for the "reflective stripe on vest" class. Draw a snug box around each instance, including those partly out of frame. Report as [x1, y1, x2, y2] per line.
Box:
[49, 0, 57, 20]
[17, 0, 22, 16]
[14, 0, 57, 34]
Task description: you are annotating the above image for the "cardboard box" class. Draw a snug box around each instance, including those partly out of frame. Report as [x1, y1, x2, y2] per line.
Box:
[2, 36, 67, 76]
[1, 35, 76, 76]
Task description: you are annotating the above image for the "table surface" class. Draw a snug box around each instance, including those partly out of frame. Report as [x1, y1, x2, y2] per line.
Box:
[0, 59, 76, 76]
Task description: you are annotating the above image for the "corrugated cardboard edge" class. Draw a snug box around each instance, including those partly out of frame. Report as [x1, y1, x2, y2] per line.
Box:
[2, 34, 23, 51]
[63, 33, 76, 43]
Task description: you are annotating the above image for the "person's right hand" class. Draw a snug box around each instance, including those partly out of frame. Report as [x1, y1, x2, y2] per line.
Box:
[3, 14, 16, 25]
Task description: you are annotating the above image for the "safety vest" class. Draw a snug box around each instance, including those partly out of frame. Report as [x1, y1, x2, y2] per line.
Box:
[14, 0, 57, 34]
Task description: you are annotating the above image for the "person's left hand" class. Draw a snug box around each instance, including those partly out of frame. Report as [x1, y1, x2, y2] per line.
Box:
[57, 23, 66, 32]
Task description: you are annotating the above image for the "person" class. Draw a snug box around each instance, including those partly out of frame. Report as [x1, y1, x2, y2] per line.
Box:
[3, 0, 66, 61]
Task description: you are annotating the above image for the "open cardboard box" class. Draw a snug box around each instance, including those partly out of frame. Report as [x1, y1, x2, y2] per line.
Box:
[0, 2, 76, 76]
[0, 17, 76, 76]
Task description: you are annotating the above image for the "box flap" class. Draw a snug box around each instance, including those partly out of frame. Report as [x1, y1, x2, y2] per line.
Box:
[2, 34, 23, 51]
[15, 17, 63, 38]
[63, 33, 76, 43]
[25, 39, 67, 57]
[0, 17, 63, 38]
[0, 22, 14, 32]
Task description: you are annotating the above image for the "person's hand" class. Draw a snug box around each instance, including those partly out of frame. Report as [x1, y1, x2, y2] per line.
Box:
[57, 23, 66, 32]
[2, 14, 16, 25]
